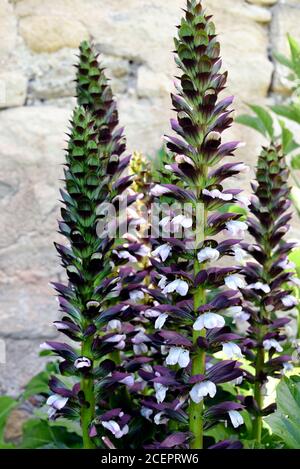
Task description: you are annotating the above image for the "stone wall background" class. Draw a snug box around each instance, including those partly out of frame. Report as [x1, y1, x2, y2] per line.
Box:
[0, 0, 299, 395]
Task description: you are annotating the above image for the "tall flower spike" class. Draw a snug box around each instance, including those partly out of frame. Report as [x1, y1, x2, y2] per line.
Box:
[49, 42, 138, 448]
[147, 1, 246, 449]
[240, 143, 296, 444]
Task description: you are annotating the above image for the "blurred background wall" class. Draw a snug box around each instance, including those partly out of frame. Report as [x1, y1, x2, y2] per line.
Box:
[0, 0, 299, 395]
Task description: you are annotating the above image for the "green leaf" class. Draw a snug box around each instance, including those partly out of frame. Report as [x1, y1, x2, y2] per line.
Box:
[271, 104, 300, 124]
[273, 51, 294, 71]
[289, 247, 300, 278]
[0, 396, 18, 449]
[288, 34, 300, 77]
[20, 419, 82, 449]
[291, 154, 300, 170]
[280, 121, 300, 155]
[235, 114, 267, 137]
[248, 104, 274, 138]
[266, 376, 300, 449]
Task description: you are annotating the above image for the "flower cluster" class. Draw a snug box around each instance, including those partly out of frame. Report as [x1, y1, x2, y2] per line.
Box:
[44, 42, 149, 448]
[141, 0, 249, 449]
[239, 143, 297, 443]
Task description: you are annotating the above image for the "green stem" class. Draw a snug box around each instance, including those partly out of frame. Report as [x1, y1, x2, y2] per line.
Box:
[81, 334, 96, 449]
[189, 259, 206, 449]
[253, 347, 264, 444]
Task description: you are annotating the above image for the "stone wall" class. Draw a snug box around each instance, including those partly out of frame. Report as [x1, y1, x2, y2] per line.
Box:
[0, 0, 299, 395]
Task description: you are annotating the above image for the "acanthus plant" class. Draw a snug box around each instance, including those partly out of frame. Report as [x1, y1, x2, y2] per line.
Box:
[42, 42, 151, 449]
[141, 0, 251, 449]
[239, 143, 298, 445]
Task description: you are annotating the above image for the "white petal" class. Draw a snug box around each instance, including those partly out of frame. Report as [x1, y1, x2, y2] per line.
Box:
[172, 214, 193, 229]
[194, 312, 225, 331]
[141, 407, 153, 420]
[158, 275, 167, 289]
[151, 185, 170, 196]
[176, 280, 189, 296]
[152, 244, 172, 262]
[129, 290, 144, 301]
[102, 420, 121, 437]
[189, 381, 216, 404]
[155, 313, 168, 330]
[222, 342, 243, 359]
[154, 383, 168, 403]
[197, 247, 220, 263]
[233, 246, 247, 263]
[203, 188, 233, 201]
[282, 295, 298, 307]
[107, 320, 122, 331]
[193, 315, 205, 331]
[166, 346, 181, 366]
[235, 193, 251, 208]
[225, 275, 246, 290]
[178, 349, 190, 368]
[119, 376, 134, 387]
[263, 339, 283, 353]
[228, 410, 244, 428]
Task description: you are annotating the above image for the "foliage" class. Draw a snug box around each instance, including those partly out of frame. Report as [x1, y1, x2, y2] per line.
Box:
[266, 376, 300, 449]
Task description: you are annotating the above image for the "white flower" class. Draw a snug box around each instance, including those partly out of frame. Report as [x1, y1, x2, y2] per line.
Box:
[166, 347, 190, 368]
[101, 420, 129, 439]
[233, 311, 250, 334]
[247, 282, 270, 294]
[152, 244, 172, 262]
[155, 313, 168, 330]
[232, 163, 249, 173]
[105, 334, 126, 343]
[144, 308, 160, 318]
[233, 246, 247, 263]
[119, 376, 134, 387]
[154, 382, 168, 403]
[235, 193, 251, 208]
[158, 275, 167, 289]
[283, 362, 294, 374]
[40, 342, 53, 351]
[136, 245, 150, 257]
[193, 313, 225, 331]
[263, 339, 283, 353]
[47, 394, 68, 410]
[203, 188, 233, 201]
[175, 154, 195, 166]
[129, 290, 144, 302]
[113, 250, 137, 263]
[225, 275, 246, 290]
[197, 247, 220, 263]
[278, 259, 295, 270]
[133, 343, 148, 355]
[226, 306, 243, 315]
[151, 185, 171, 196]
[141, 407, 153, 420]
[74, 357, 92, 369]
[163, 279, 189, 296]
[231, 376, 243, 386]
[159, 216, 171, 228]
[107, 320, 122, 331]
[105, 333, 126, 350]
[222, 342, 243, 359]
[225, 220, 248, 238]
[189, 381, 217, 404]
[154, 412, 169, 425]
[282, 295, 298, 307]
[291, 277, 300, 287]
[172, 214, 193, 229]
[228, 410, 244, 428]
